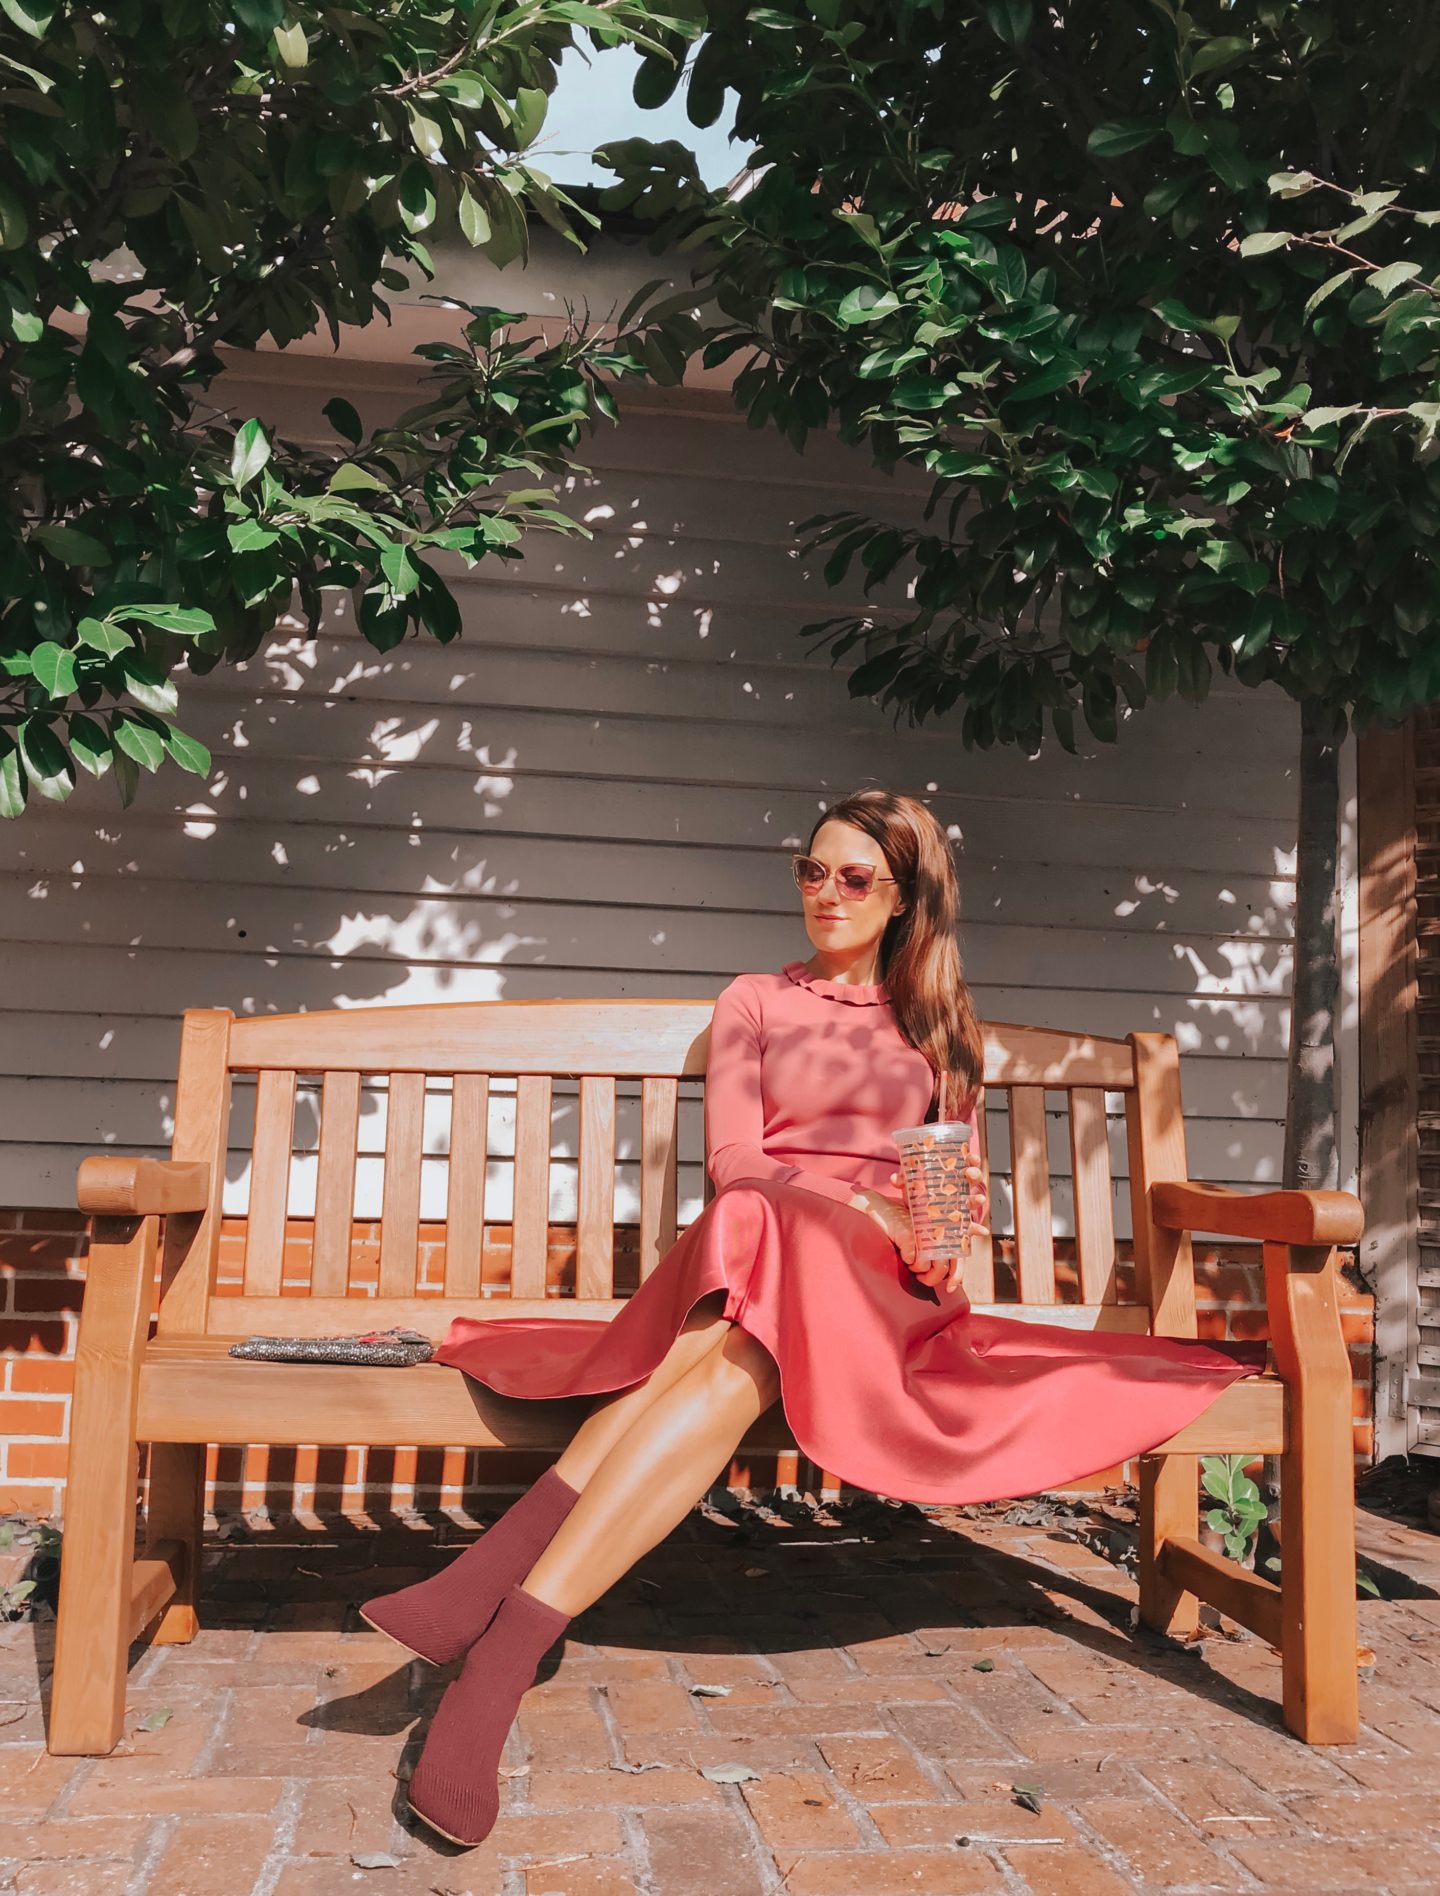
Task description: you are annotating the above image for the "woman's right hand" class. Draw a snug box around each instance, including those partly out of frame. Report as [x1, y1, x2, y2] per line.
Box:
[848, 1187, 917, 1267]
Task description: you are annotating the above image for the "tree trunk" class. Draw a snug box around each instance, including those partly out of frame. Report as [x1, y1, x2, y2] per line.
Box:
[1261, 696, 1343, 1560]
[1284, 696, 1342, 1193]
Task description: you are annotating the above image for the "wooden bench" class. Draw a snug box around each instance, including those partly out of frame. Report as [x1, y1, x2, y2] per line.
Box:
[48, 999, 1364, 1755]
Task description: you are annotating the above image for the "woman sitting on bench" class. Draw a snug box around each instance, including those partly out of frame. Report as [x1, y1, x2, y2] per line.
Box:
[361, 784, 1265, 1848]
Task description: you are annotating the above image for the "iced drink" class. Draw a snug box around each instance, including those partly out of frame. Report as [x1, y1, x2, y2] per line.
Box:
[891, 1118, 976, 1264]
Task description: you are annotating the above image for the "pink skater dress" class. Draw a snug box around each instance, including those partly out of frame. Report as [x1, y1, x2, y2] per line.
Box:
[435, 962, 1266, 1504]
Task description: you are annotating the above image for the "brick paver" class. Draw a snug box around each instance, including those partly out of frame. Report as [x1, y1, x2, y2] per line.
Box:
[1, 1489, 1438, 1893]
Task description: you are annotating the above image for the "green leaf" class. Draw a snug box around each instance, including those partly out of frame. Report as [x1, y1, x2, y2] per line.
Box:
[323, 397, 363, 445]
[380, 541, 420, 596]
[0, 177, 29, 250]
[512, 85, 548, 150]
[1238, 231, 1292, 256]
[113, 716, 166, 773]
[19, 719, 74, 802]
[1301, 404, 1362, 429]
[458, 180, 492, 247]
[120, 655, 179, 717]
[75, 617, 134, 655]
[1268, 169, 1318, 197]
[273, 19, 308, 67]
[1304, 269, 1355, 320]
[0, 738, 27, 817]
[67, 713, 111, 777]
[1087, 120, 1159, 159]
[984, 0, 1032, 46]
[405, 102, 445, 159]
[32, 523, 110, 566]
[836, 286, 901, 325]
[1368, 260, 1423, 299]
[230, 418, 272, 487]
[0, 0, 55, 42]
[111, 605, 216, 634]
[327, 463, 388, 494]
[30, 641, 77, 699]
[162, 726, 212, 775]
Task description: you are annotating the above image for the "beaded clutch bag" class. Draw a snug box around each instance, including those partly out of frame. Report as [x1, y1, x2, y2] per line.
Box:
[227, 1326, 434, 1367]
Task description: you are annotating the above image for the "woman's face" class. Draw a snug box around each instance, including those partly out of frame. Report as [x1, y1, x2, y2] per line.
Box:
[798, 819, 907, 957]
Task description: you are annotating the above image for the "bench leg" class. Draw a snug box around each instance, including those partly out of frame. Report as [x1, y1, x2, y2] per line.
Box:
[48, 1214, 155, 1757]
[1279, 1394, 1359, 1744]
[146, 1444, 205, 1645]
[1137, 1453, 1199, 1638]
[48, 1433, 142, 1757]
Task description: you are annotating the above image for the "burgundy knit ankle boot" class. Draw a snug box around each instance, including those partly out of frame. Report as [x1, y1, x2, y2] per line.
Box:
[359, 1466, 579, 1665]
[406, 1580, 572, 1847]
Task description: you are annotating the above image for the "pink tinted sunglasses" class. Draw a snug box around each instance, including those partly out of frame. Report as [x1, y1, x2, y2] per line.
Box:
[791, 854, 898, 900]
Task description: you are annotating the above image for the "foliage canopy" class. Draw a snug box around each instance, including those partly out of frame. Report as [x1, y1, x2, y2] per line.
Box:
[612, 0, 1440, 753]
[0, 0, 703, 816]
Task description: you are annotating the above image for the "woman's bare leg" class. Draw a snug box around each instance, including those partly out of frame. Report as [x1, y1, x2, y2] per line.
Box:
[550, 1290, 733, 1492]
[520, 1322, 782, 1617]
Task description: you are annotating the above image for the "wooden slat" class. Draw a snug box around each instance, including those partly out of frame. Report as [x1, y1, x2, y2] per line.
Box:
[444, 1073, 490, 1300]
[964, 1087, 995, 1300]
[1158, 1537, 1283, 1646]
[982, 1023, 1136, 1089]
[127, 1542, 183, 1645]
[1151, 1376, 1286, 1455]
[379, 1073, 426, 1296]
[1070, 1086, 1117, 1302]
[576, 1076, 616, 1300]
[243, 1068, 297, 1296]
[229, 1002, 716, 1076]
[511, 1075, 553, 1299]
[1009, 1085, 1056, 1302]
[201, 1296, 629, 1336]
[137, 1337, 803, 1454]
[227, 1001, 1134, 1089]
[311, 1071, 361, 1296]
[640, 1075, 679, 1280]
[195, 1294, 1156, 1340]
[157, 1009, 233, 1334]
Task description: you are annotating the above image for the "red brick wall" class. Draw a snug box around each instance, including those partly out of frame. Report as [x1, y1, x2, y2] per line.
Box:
[1, 1206, 1376, 1521]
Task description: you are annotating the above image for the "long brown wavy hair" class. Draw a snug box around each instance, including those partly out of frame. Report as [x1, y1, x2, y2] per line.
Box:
[801, 788, 986, 1118]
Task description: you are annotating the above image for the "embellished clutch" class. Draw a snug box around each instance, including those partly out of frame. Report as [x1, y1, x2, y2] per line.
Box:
[227, 1327, 435, 1367]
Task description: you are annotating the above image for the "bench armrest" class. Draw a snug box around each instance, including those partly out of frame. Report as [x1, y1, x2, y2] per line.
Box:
[1151, 1180, 1363, 1249]
[77, 1156, 211, 1217]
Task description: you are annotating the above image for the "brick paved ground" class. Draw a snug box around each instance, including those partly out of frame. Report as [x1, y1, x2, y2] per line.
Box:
[2, 1491, 1438, 1895]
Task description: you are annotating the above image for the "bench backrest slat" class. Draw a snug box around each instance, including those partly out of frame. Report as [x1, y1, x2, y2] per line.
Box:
[576, 1076, 617, 1300]
[378, 1073, 426, 1295]
[1008, 1084, 1057, 1303]
[639, 1076, 680, 1281]
[444, 1073, 490, 1300]
[244, 1068, 297, 1296]
[1070, 1085, 1119, 1303]
[161, 1000, 1185, 1331]
[312, 1071, 361, 1296]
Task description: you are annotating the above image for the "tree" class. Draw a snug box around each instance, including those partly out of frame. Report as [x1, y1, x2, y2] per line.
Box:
[0, 0, 703, 817]
[607, 0, 1440, 1191]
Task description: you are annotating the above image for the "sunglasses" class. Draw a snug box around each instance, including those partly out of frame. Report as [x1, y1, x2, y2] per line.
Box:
[791, 854, 899, 900]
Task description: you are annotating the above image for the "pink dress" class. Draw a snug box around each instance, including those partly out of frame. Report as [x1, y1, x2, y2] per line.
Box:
[435, 962, 1266, 1504]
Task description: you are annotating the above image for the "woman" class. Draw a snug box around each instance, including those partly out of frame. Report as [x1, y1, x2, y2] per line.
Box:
[361, 787, 1266, 1847]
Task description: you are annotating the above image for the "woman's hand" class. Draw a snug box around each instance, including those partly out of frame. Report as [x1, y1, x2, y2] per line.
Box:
[878, 1162, 990, 1296]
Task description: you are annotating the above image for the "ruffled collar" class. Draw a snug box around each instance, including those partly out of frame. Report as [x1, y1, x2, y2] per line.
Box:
[782, 959, 890, 1006]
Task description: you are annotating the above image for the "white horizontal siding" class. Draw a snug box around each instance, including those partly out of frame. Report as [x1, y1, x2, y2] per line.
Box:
[0, 300, 1320, 1232]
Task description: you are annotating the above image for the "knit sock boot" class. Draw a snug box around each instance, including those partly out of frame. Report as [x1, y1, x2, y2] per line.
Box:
[406, 1580, 572, 1847]
[359, 1466, 579, 1665]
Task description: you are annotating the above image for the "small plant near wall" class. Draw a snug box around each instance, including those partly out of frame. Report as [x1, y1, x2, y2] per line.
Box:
[1202, 1455, 1382, 1598]
[1201, 1455, 1268, 1567]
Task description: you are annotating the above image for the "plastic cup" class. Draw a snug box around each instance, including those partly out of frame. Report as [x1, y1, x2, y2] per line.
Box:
[890, 1118, 976, 1264]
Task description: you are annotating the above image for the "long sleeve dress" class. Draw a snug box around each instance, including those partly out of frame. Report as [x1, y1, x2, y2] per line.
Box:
[433, 961, 1267, 1504]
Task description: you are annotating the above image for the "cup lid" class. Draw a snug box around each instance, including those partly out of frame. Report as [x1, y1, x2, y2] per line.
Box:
[891, 1119, 974, 1142]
